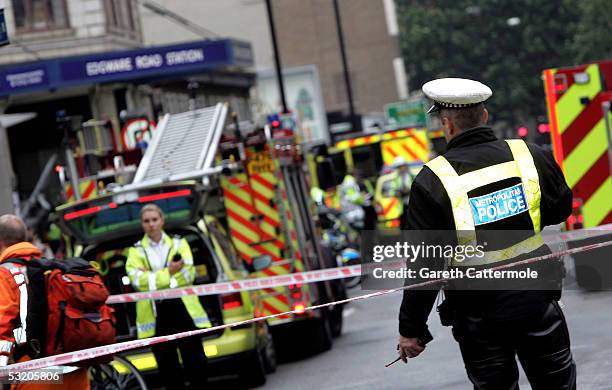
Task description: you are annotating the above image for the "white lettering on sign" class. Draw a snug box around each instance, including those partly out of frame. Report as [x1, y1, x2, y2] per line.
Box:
[86, 57, 133, 76]
[469, 183, 528, 226]
[165, 49, 204, 66]
[135, 54, 163, 69]
[6, 69, 44, 87]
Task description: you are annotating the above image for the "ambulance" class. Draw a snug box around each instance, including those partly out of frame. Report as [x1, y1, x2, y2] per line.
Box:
[543, 60, 612, 289]
[54, 104, 346, 383]
[308, 128, 432, 228]
[542, 60, 612, 229]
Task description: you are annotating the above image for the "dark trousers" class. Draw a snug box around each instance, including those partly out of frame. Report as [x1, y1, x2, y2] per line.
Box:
[151, 299, 208, 390]
[453, 301, 576, 390]
[362, 204, 378, 231]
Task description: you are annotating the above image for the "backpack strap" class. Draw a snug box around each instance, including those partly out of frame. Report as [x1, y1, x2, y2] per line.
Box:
[7, 257, 95, 276]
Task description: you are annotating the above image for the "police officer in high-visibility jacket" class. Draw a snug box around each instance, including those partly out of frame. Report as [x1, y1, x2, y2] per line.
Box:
[397, 78, 576, 389]
[126, 204, 211, 390]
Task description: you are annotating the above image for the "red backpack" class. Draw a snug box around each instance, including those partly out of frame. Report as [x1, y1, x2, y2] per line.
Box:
[5, 258, 116, 366]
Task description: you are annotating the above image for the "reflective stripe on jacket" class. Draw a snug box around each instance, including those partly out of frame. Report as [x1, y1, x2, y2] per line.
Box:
[426, 139, 543, 266]
[0, 243, 88, 388]
[0, 242, 41, 363]
[125, 233, 211, 339]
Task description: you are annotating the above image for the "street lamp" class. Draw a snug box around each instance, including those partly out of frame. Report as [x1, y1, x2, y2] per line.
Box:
[264, 0, 289, 114]
[506, 17, 521, 27]
[332, 0, 358, 131]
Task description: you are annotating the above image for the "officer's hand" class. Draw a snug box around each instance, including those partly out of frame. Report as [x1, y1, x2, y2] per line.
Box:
[168, 259, 184, 275]
[398, 335, 425, 362]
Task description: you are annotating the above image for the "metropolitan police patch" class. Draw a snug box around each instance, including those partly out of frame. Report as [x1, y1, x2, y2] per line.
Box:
[469, 183, 528, 226]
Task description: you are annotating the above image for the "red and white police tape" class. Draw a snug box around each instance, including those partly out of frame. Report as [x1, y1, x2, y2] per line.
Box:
[106, 224, 612, 304]
[553, 223, 612, 242]
[107, 265, 361, 304]
[1, 235, 611, 375]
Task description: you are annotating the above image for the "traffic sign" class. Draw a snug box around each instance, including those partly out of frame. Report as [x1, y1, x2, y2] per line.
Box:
[0, 9, 9, 47]
[385, 99, 428, 128]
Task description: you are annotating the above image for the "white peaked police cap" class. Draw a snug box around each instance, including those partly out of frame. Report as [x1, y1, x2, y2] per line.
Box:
[422, 78, 492, 114]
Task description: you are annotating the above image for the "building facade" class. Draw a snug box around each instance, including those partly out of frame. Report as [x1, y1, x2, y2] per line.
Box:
[0, 0, 143, 65]
[140, 0, 407, 131]
[271, 0, 406, 124]
[0, 0, 255, 215]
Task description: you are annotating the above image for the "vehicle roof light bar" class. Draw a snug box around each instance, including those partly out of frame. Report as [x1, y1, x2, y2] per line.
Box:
[64, 206, 102, 221]
[138, 189, 192, 203]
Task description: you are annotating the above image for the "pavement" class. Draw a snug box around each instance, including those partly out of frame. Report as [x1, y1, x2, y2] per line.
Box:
[263, 286, 612, 389]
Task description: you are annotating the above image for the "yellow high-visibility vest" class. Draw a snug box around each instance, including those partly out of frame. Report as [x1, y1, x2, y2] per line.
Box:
[126, 233, 212, 338]
[426, 140, 544, 266]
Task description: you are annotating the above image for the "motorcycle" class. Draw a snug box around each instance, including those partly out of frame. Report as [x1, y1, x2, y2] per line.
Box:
[317, 205, 362, 288]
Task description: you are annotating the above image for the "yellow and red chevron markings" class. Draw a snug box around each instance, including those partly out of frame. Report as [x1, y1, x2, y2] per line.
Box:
[378, 197, 401, 229]
[64, 179, 97, 203]
[544, 61, 612, 227]
[381, 129, 429, 165]
[334, 128, 427, 150]
[221, 150, 310, 323]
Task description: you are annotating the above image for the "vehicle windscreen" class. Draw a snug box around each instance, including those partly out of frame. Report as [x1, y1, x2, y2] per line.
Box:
[58, 185, 198, 244]
[351, 144, 383, 178]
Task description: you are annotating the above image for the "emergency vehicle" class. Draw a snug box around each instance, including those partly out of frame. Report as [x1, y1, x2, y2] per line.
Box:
[53, 104, 346, 384]
[308, 128, 433, 229]
[543, 60, 612, 229]
[543, 60, 612, 289]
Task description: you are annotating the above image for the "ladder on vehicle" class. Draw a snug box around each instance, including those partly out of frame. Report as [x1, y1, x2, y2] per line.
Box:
[133, 103, 228, 184]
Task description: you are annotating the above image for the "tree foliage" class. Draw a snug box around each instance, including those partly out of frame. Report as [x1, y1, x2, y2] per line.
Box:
[572, 0, 612, 63]
[395, 0, 611, 127]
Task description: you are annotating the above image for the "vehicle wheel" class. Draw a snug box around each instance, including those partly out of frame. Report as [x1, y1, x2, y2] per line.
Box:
[329, 304, 344, 338]
[344, 276, 361, 288]
[329, 279, 346, 338]
[261, 324, 277, 374]
[311, 312, 333, 353]
[89, 355, 148, 390]
[239, 349, 266, 388]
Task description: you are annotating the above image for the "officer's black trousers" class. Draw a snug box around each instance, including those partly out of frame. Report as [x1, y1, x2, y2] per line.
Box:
[151, 299, 208, 390]
[453, 301, 576, 390]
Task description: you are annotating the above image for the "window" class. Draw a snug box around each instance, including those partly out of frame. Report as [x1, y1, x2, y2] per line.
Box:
[105, 0, 136, 31]
[12, 0, 69, 32]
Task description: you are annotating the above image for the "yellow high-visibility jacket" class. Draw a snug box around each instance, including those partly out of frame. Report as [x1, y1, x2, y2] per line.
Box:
[126, 232, 211, 338]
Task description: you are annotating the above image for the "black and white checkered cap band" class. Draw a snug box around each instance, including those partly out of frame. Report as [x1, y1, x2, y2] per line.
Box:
[435, 101, 482, 109]
[428, 100, 485, 114]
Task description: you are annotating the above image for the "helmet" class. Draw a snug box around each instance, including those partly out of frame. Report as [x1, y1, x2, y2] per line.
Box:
[392, 156, 408, 169]
[340, 248, 361, 264]
[310, 187, 324, 204]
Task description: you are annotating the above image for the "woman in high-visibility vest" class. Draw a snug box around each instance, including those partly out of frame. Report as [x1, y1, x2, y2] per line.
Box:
[126, 203, 211, 390]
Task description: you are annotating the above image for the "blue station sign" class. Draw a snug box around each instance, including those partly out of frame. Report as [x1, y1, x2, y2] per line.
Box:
[0, 38, 253, 96]
[0, 9, 9, 47]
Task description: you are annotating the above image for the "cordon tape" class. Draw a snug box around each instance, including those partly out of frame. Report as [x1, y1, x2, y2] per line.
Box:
[1, 226, 611, 375]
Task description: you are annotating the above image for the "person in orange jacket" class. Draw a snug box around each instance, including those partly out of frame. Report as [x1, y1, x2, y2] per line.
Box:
[0, 214, 89, 390]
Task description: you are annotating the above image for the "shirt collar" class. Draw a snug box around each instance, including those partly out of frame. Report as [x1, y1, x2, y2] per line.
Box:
[446, 126, 498, 151]
[144, 232, 168, 247]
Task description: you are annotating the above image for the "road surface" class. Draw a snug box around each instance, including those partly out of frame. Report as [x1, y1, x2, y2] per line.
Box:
[264, 286, 612, 389]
